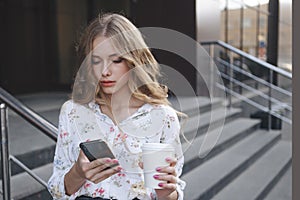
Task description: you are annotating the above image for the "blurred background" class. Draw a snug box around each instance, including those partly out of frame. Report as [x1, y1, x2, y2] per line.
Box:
[0, 1, 293, 200]
[0, 0, 291, 95]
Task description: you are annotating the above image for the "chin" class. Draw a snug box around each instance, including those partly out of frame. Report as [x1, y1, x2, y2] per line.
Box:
[101, 88, 116, 95]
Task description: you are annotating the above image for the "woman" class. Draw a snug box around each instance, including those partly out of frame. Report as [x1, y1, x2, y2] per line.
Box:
[47, 13, 186, 200]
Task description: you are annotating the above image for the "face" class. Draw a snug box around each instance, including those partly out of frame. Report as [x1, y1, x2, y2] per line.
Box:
[92, 36, 130, 96]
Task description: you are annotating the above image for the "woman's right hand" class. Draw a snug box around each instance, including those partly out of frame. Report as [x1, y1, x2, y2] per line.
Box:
[65, 150, 122, 195]
[75, 150, 122, 184]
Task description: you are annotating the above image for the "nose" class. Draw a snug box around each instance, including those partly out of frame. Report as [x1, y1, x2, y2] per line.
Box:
[102, 62, 112, 77]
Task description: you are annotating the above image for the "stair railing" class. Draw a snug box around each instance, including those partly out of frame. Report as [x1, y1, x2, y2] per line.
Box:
[201, 40, 292, 130]
[0, 87, 57, 200]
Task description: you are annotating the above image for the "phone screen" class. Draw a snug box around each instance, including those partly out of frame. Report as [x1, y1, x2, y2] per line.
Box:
[79, 139, 115, 162]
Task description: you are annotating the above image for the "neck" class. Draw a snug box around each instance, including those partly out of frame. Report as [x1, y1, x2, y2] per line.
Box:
[100, 92, 144, 124]
[107, 90, 131, 108]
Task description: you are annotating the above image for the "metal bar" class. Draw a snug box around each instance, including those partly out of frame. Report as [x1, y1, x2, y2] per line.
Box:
[201, 41, 292, 79]
[209, 44, 215, 97]
[228, 51, 234, 108]
[0, 87, 57, 141]
[256, 3, 260, 58]
[225, 0, 229, 43]
[240, 0, 244, 51]
[217, 83, 269, 111]
[0, 103, 11, 200]
[268, 70, 274, 130]
[216, 57, 292, 97]
[9, 155, 48, 188]
[216, 83, 292, 124]
[219, 72, 292, 112]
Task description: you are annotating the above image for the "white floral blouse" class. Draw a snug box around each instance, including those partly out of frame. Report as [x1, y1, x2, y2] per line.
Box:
[47, 100, 186, 200]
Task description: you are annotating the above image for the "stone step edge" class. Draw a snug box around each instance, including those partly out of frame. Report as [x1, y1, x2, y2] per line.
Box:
[182, 118, 261, 175]
[182, 130, 281, 200]
[213, 141, 292, 200]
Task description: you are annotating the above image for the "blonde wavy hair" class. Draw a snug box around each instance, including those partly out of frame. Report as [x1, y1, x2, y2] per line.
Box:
[72, 13, 170, 106]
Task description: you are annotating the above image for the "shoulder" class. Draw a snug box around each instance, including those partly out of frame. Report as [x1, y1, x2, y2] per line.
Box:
[147, 104, 179, 122]
[155, 104, 178, 116]
[60, 100, 75, 112]
[61, 99, 90, 109]
[60, 100, 89, 114]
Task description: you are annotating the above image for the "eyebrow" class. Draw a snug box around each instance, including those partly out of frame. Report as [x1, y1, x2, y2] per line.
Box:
[91, 53, 120, 58]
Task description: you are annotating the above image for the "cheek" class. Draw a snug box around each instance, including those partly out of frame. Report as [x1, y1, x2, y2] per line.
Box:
[117, 69, 130, 86]
[121, 68, 130, 82]
[93, 65, 102, 80]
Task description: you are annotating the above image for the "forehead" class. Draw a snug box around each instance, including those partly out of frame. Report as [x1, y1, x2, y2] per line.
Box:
[92, 36, 119, 57]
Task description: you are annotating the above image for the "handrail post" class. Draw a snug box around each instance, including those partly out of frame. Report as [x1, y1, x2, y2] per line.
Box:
[268, 70, 273, 131]
[209, 44, 215, 98]
[228, 51, 234, 108]
[0, 103, 11, 200]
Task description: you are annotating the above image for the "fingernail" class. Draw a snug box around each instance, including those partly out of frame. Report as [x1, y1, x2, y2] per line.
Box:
[117, 166, 122, 171]
[112, 159, 119, 164]
[153, 175, 159, 179]
[105, 158, 112, 163]
[156, 167, 161, 172]
[158, 183, 164, 187]
[166, 157, 172, 162]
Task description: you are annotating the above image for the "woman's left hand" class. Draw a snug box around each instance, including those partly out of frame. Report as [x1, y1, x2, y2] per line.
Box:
[154, 157, 178, 200]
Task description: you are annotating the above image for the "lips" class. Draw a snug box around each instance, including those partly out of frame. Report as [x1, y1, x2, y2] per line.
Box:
[100, 80, 116, 87]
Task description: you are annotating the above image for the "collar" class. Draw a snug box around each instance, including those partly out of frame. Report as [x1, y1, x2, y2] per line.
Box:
[87, 101, 158, 125]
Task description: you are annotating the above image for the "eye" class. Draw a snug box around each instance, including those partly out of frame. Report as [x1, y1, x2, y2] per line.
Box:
[91, 56, 102, 65]
[112, 58, 124, 63]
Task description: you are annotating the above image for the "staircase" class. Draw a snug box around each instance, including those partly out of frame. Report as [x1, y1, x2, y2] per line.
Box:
[177, 96, 292, 200]
[0, 93, 291, 200]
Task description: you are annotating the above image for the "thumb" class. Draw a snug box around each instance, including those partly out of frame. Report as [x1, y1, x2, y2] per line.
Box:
[138, 162, 144, 169]
[78, 150, 89, 162]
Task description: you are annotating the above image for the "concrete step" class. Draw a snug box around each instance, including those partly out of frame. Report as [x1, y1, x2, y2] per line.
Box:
[15, 92, 70, 113]
[265, 165, 292, 200]
[0, 163, 53, 200]
[181, 130, 281, 200]
[213, 140, 292, 200]
[170, 96, 223, 117]
[182, 118, 260, 174]
[182, 107, 241, 142]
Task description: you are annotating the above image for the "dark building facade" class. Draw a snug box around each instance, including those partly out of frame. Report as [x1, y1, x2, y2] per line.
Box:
[0, 0, 196, 95]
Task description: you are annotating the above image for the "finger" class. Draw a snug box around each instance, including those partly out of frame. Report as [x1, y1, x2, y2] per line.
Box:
[89, 158, 113, 169]
[78, 150, 90, 162]
[156, 166, 177, 176]
[86, 158, 119, 178]
[138, 162, 144, 169]
[91, 165, 122, 184]
[82, 158, 112, 179]
[154, 174, 177, 184]
[165, 157, 177, 167]
[85, 163, 110, 179]
[157, 182, 177, 190]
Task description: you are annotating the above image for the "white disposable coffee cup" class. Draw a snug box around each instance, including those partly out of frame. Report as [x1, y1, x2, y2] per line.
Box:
[141, 143, 175, 189]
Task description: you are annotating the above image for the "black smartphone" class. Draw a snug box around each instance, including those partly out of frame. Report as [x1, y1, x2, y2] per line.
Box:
[79, 139, 116, 162]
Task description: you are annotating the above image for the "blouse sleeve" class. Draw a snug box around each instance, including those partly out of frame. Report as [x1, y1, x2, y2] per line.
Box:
[47, 101, 78, 199]
[160, 106, 186, 200]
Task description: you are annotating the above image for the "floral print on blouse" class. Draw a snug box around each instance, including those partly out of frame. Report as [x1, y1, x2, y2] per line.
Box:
[47, 100, 186, 200]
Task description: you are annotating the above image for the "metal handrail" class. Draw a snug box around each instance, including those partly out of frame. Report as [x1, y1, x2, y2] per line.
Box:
[0, 87, 57, 141]
[201, 40, 292, 79]
[0, 87, 58, 199]
[217, 83, 292, 124]
[215, 57, 292, 98]
[201, 41, 292, 129]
